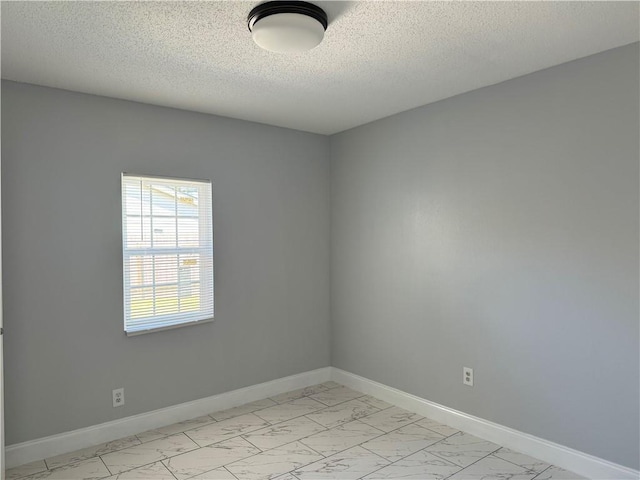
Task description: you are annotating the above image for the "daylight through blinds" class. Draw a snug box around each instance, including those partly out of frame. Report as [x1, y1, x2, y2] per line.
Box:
[122, 174, 214, 334]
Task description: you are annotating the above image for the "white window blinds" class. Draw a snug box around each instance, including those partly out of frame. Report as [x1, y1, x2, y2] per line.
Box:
[122, 174, 214, 335]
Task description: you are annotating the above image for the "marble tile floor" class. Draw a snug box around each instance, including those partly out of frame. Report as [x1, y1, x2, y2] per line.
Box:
[7, 382, 586, 480]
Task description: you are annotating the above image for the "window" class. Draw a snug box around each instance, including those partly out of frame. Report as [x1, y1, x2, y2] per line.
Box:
[121, 174, 213, 335]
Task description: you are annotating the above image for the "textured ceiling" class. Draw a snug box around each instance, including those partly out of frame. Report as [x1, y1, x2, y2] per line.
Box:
[1, 1, 638, 135]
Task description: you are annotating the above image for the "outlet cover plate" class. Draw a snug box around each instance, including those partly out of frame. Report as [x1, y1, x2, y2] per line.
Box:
[463, 367, 474, 386]
[112, 388, 125, 407]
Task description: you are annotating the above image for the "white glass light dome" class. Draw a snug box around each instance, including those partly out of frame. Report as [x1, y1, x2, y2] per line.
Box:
[248, 2, 328, 54]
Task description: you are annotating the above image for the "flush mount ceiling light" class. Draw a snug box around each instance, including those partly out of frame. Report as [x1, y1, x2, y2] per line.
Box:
[248, 1, 328, 53]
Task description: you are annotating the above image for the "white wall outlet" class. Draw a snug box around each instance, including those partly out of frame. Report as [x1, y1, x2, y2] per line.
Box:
[463, 367, 474, 386]
[112, 388, 125, 407]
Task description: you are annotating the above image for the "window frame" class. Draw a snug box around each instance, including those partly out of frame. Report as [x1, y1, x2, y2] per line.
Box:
[121, 173, 214, 336]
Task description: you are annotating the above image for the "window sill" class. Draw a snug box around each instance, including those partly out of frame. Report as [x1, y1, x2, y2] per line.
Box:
[125, 317, 214, 336]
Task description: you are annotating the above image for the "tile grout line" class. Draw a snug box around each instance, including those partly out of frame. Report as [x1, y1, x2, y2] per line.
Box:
[532, 465, 554, 480]
[223, 464, 241, 480]
[165, 459, 181, 480]
[292, 434, 406, 480]
[439, 444, 503, 480]
[99, 455, 182, 479]
[267, 383, 340, 405]
[101, 454, 182, 478]
[237, 435, 265, 454]
[251, 400, 329, 425]
[136, 415, 219, 444]
[299, 414, 332, 432]
[490, 450, 550, 475]
[357, 432, 441, 462]
[223, 440, 326, 480]
[97, 455, 112, 478]
[160, 458, 179, 480]
[175, 446, 262, 480]
[308, 417, 419, 460]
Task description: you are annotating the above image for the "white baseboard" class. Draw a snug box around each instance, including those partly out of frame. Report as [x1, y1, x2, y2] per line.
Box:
[5, 367, 331, 469]
[331, 368, 639, 480]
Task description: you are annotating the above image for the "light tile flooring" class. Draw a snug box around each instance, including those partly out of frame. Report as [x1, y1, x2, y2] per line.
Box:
[7, 382, 586, 480]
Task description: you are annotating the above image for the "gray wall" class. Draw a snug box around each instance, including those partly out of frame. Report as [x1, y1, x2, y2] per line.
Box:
[330, 43, 639, 469]
[1, 81, 331, 444]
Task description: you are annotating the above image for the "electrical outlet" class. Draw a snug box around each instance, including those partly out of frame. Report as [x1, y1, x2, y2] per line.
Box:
[463, 367, 474, 386]
[112, 388, 125, 407]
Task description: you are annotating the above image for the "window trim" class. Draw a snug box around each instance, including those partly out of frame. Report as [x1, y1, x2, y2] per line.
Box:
[125, 317, 214, 337]
[121, 172, 214, 336]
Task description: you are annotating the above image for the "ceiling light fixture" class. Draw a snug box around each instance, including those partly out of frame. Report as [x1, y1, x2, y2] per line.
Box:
[248, 1, 328, 53]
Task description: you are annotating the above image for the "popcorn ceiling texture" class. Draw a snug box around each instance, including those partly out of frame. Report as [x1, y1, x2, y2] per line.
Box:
[1, 1, 638, 134]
